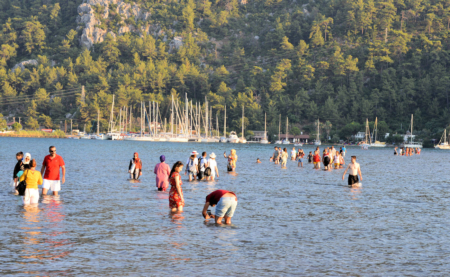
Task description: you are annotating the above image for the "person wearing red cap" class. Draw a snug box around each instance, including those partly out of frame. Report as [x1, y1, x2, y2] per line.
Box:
[129, 152, 142, 180]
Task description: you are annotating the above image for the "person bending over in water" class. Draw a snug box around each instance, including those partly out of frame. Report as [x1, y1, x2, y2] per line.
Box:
[169, 161, 185, 212]
[202, 190, 238, 225]
[342, 156, 363, 186]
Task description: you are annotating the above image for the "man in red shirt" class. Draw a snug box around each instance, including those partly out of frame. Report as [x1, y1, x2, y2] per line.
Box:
[202, 190, 238, 224]
[41, 146, 66, 196]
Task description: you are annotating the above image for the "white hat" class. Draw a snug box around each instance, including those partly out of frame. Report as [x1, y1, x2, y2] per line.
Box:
[191, 151, 198, 155]
[209, 152, 216, 158]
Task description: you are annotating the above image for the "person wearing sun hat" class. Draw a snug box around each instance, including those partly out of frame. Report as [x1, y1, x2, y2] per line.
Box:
[154, 155, 171, 191]
[207, 152, 219, 181]
[185, 151, 198, 181]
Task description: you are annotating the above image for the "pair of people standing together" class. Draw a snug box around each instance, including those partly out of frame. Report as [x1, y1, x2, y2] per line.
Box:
[13, 146, 65, 205]
[185, 150, 222, 181]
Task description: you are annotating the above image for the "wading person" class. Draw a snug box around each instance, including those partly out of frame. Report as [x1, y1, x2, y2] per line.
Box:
[22, 153, 31, 170]
[313, 150, 321, 169]
[272, 147, 280, 165]
[202, 189, 238, 225]
[154, 155, 170, 191]
[281, 147, 288, 168]
[13, 152, 24, 194]
[185, 151, 198, 181]
[128, 152, 142, 180]
[224, 149, 238, 172]
[291, 147, 296, 161]
[342, 156, 363, 186]
[20, 159, 43, 205]
[169, 161, 185, 212]
[198, 152, 208, 180]
[207, 153, 219, 181]
[41, 146, 65, 196]
[297, 149, 305, 167]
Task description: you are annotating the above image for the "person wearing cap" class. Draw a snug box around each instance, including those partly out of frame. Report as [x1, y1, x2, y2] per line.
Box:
[185, 151, 198, 181]
[154, 155, 171, 191]
[207, 153, 219, 181]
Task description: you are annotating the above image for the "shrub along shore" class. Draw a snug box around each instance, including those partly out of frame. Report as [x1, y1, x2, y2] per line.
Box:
[0, 130, 66, 138]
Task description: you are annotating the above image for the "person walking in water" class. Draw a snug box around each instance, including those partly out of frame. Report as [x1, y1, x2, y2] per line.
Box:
[13, 152, 24, 194]
[154, 155, 171, 191]
[19, 159, 43, 205]
[297, 149, 305, 167]
[41, 146, 65, 196]
[169, 161, 185, 212]
[313, 150, 321, 169]
[224, 149, 238, 172]
[185, 151, 198, 181]
[342, 156, 363, 186]
[281, 148, 288, 169]
[198, 152, 208, 180]
[202, 190, 238, 225]
[207, 153, 219, 181]
[272, 147, 280, 165]
[291, 147, 296, 161]
[128, 152, 142, 180]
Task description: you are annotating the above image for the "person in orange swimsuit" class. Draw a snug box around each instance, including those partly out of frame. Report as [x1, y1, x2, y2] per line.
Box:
[169, 161, 185, 212]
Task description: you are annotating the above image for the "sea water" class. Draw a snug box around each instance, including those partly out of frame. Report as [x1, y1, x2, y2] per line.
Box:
[1, 137, 449, 275]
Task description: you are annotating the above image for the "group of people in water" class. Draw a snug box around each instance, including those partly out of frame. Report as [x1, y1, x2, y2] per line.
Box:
[126, 149, 239, 224]
[394, 147, 421, 156]
[12, 146, 66, 205]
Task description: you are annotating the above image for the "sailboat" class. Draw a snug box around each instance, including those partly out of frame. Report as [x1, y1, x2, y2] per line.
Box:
[106, 95, 121, 140]
[404, 114, 422, 148]
[239, 105, 247, 143]
[370, 117, 386, 147]
[220, 105, 228, 143]
[282, 117, 290, 144]
[274, 114, 282, 144]
[125, 102, 154, 141]
[435, 128, 450, 149]
[260, 113, 269, 144]
[361, 119, 370, 149]
[314, 119, 321, 145]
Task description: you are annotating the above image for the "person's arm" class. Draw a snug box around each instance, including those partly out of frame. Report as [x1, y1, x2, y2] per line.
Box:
[129, 160, 133, 172]
[41, 163, 46, 176]
[202, 202, 213, 219]
[154, 165, 157, 175]
[19, 171, 26, 182]
[175, 175, 184, 202]
[61, 165, 65, 184]
[358, 165, 363, 181]
[38, 173, 43, 185]
[140, 161, 143, 175]
[342, 164, 350, 180]
[215, 165, 219, 177]
[223, 152, 227, 158]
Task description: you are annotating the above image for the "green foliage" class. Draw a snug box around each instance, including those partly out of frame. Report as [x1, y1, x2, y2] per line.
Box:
[0, 113, 6, 129]
[12, 122, 22, 131]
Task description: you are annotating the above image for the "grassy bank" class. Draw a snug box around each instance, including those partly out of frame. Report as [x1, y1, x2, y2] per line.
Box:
[0, 130, 66, 138]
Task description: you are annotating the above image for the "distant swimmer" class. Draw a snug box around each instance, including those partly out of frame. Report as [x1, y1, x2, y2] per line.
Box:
[169, 161, 185, 212]
[256, 158, 262, 163]
[342, 156, 363, 187]
[128, 152, 142, 180]
[281, 148, 288, 168]
[154, 155, 170, 191]
[202, 190, 238, 225]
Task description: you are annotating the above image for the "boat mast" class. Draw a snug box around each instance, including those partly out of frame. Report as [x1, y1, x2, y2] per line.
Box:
[242, 105, 244, 138]
[411, 114, 413, 144]
[264, 113, 267, 140]
[286, 117, 288, 143]
[185, 93, 188, 136]
[205, 97, 208, 139]
[140, 102, 143, 137]
[224, 105, 227, 137]
[365, 118, 370, 144]
[216, 113, 219, 137]
[109, 94, 115, 133]
[316, 119, 320, 141]
[279, 114, 281, 141]
[171, 94, 174, 138]
[97, 109, 100, 135]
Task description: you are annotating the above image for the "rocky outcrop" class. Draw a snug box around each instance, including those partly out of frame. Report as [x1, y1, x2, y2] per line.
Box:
[12, 60, 38, 73]
[169, 36, 183, 53]
[76, 0, 152, 49]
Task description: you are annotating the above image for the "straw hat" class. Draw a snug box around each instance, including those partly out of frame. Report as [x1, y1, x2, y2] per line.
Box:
[209, 152, 216, 158]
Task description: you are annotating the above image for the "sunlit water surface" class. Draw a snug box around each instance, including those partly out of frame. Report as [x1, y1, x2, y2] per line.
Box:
[1, 137, 449, 275]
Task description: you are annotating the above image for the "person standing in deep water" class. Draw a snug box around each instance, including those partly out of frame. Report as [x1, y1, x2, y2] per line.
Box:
[169, 161, 185, 212]
[154, 155, 170, 191]
[128, 152, 142, 180]
[41, 146, 65, 196]
[202, 190, 238, 225]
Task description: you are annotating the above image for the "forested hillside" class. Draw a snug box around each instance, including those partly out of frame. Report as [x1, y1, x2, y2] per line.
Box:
[0, 0, 449, 144]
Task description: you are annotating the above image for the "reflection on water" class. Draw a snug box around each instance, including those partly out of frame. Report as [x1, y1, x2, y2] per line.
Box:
[1, 137, 450, 275]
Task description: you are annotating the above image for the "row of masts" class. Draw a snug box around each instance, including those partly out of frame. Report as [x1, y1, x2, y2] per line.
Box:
[98, 93, 247, 140]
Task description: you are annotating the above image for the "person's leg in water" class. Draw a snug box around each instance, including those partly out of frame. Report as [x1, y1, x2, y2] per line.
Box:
[134, 169, 140, 180]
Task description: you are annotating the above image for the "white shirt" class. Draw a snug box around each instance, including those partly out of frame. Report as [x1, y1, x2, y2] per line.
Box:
[209, 159, 217, 172]
[291, 150, 296, 157]
[200, 157, 208, 172]
[186, 157, 198, 172]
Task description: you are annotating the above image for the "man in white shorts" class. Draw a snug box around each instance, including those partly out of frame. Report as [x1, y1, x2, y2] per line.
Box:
[41, 146, 66, 196]
[207, 152, 219, 181]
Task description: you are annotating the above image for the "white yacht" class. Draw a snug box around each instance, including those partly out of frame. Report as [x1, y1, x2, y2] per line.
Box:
[228, 131, 239, 143]
[260, 113, 269, 144]
[404, 114, 423, 148]
[370, 117, 386, 147]
[435, 129, 450, 149]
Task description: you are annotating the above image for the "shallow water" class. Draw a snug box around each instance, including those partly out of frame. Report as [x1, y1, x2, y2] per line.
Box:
[1, 137, 449, 275]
